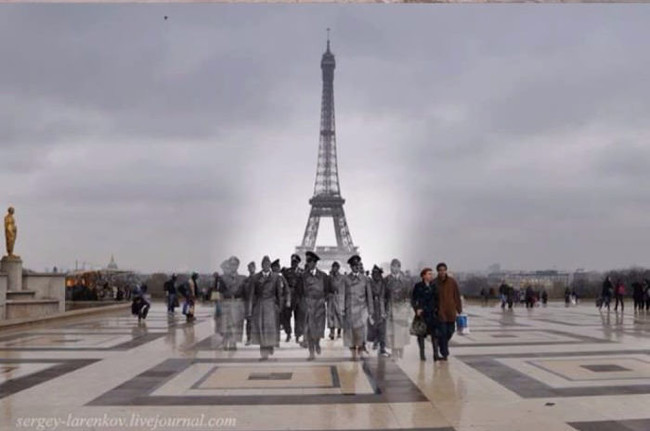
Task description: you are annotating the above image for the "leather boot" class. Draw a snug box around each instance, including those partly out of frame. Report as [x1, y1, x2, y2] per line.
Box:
[417, 337, 426, 361]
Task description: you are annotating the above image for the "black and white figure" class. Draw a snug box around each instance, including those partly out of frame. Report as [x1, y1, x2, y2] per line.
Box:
[367, 265, 389, 357]
[249, 256, 283, 360]
[217, 256, 247, 351]
[327, 261, 344, 340]
[271, 259, 290, 346]
[280, 254, 302, 342]
[243, 261, 256, 345]
[384, 258, 412, 359]
[296, 251, 331, 361]
[343, 255, 374, 361]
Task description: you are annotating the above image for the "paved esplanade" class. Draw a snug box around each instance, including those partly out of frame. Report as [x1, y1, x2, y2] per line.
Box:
[1, 302, 650, 431]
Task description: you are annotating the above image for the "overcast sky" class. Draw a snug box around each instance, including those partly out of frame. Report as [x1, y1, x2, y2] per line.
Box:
[2, 5, 650, 273]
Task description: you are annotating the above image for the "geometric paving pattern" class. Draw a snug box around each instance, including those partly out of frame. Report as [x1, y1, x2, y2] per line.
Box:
[450, 328, 609, 347]
[0, 331, 165, 351]
[87, 357, 428, 405]
[0, 358, 100, 399]
[3, 302, 650, 430]
[458, 353, 650, 397]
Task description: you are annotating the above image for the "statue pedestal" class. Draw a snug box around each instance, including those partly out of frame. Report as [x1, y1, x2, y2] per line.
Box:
[1, 256, 23, 291]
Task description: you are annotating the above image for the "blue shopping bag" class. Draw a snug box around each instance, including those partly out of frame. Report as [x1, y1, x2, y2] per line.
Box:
[456, 314, 469, 334]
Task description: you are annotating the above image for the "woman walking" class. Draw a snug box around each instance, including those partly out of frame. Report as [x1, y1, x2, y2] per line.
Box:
[411, 267, 441, 362]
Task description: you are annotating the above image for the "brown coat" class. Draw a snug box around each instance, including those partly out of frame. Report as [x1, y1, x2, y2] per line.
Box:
[436, 276, 462, 323]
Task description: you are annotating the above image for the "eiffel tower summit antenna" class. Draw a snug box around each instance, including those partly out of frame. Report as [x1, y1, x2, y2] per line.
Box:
[296, 33, 359, 268]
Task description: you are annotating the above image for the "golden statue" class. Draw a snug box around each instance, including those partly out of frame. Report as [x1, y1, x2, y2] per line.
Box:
[5, 206, 17, 257]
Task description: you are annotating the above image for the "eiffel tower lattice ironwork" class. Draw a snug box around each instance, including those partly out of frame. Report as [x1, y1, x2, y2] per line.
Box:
[296, 32, 359, 267]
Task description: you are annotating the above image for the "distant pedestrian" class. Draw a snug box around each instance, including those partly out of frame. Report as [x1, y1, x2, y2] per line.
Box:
[564, 287, 572, 307]
[525, 285, 535, 308]
[181, 272, 199, 322]
[131, 283, 150, 322]
[480, 288, 489, 306]
[600, 276, 613, 311]
[499, 282, 508, 309]
[164, 273, 178, 314]
[541, 288, 548, 306]
[614, 280, 625, 312]
[632, 281, 644, 312]
[506, 285, 515, 309]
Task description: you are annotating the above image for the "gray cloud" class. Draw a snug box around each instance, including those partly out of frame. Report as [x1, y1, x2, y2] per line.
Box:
[2, 6, 650, 273]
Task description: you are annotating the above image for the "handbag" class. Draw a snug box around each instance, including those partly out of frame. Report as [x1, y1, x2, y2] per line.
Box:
[410, 314, 428, 337]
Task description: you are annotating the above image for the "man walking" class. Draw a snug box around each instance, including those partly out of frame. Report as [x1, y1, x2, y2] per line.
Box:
[249, 256, 284, 360]
[435, 262, 462, 361]
[368, 265, 389, 357]
[243, 261, 256, 345]
[181, 272, 199, 322]
[217, 257, 247, 350]
[384, 258, 411, 358]
[272, 259, 290, 345]
[164, 273, 178, 314]
[343, 255, 374, 361]
[281, 254, 302, 342]
[600, 276, 613, 311]
[297, 251, 330, 360]
[327, 262, 344, 340]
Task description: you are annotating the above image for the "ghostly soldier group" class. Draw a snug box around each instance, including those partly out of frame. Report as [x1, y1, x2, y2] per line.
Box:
[210, 251, 414, 361]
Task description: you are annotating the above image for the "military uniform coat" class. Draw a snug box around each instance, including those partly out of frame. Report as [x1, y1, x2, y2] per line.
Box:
[249, 272, 283, 348]
[274, 271, 290, 343]
[343, 273, 375, 348]
[217, 273, 247, 342]
[384, 272, 412, 349]
[366, 277, 387, 342]
[327, 272, 345, 329]
[298, 268, 331, 342]
[283, 266, 305, 338]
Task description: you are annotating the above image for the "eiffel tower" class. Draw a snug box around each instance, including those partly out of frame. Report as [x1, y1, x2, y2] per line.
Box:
[296, 31, 359, 269]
